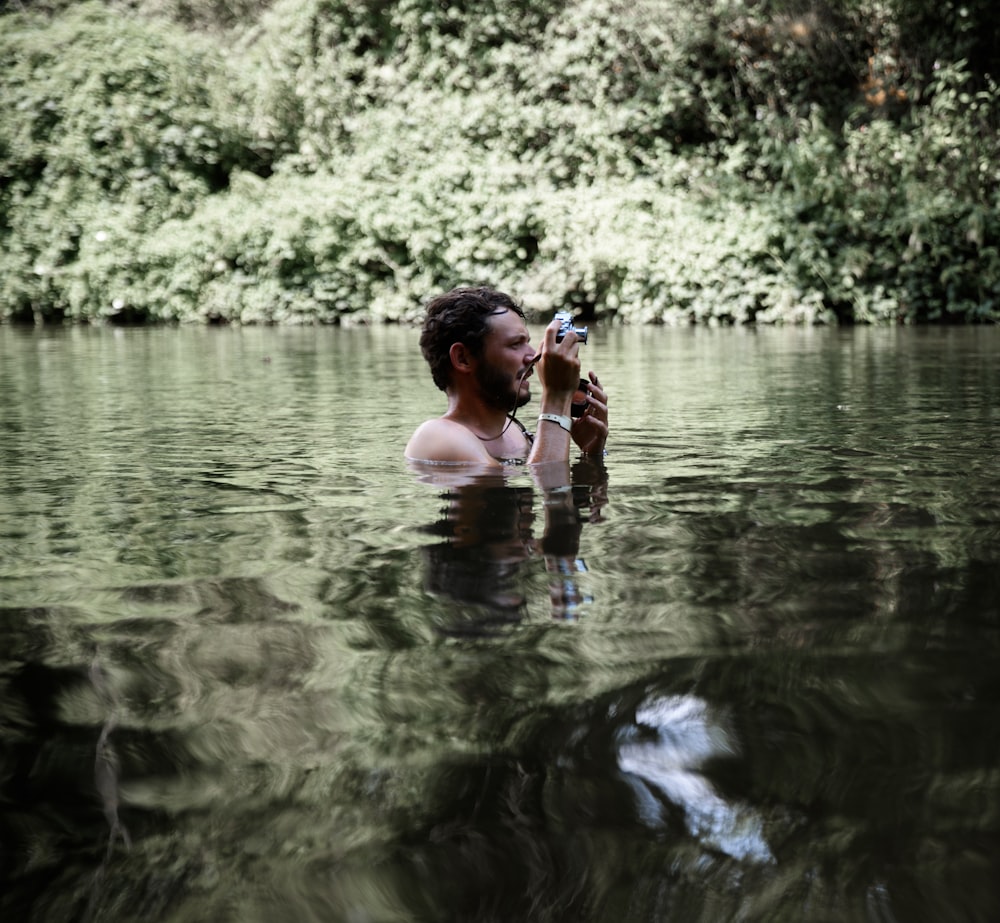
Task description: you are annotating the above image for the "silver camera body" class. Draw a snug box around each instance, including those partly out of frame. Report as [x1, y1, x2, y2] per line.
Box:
[554, 311, 588, 344]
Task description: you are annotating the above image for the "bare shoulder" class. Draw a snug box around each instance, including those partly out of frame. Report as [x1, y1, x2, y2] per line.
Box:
[404, 418, 498, 465]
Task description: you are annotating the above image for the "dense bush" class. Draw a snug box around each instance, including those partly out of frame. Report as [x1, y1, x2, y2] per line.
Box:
[764, 59, 1000, 322]
[1, 0, 998, 324]
[0, 2, 270, 321]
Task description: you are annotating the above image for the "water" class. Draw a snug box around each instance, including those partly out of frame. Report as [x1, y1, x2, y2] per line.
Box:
[1, 323, 998, 922]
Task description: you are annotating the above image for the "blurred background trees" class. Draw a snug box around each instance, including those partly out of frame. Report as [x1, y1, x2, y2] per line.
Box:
[1, 0, 997, 324]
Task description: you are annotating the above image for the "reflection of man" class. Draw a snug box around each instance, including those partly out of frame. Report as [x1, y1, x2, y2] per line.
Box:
[421, 471, 607, 627]
[405, 286, 608, 466]
[422, 481, 536, 633]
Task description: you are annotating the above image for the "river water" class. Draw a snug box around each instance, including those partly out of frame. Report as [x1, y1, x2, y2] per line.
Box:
[1, 323, 998, 922]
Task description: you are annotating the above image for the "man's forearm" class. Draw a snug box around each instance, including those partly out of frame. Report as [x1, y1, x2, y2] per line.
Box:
[527, 391, 574, 466]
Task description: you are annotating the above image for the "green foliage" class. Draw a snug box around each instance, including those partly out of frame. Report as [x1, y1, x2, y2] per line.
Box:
[67, 162, 831, 326]
[1, 0, 998, 325]
[889, 0, 1000, 88]
[113, 0, 278, 31]
[0, 1, 268, 320]
[770, 63, 1000, 322]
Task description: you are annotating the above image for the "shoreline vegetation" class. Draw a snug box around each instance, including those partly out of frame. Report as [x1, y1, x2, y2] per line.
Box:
[2, 0, 998, 327]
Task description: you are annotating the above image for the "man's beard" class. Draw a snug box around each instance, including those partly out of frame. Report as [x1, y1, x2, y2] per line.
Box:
[475, 362, 530, 412]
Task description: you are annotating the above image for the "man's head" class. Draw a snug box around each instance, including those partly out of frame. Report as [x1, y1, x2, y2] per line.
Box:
[419, 286, 527, 393]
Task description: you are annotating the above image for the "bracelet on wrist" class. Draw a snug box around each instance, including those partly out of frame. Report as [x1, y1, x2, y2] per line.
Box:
[538, 413, 572, 433]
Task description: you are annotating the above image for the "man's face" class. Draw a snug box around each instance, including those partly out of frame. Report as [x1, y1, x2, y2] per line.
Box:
[474, 309, 536, 412]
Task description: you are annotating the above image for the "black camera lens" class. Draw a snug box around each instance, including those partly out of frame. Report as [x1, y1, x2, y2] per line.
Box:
[571, 379, 590, 417]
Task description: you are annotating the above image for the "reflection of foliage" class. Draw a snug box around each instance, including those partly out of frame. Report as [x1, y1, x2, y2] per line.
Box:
[1, 0, 999, 324]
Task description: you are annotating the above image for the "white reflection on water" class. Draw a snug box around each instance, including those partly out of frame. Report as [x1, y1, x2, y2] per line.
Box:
[617, 694, 774, 864]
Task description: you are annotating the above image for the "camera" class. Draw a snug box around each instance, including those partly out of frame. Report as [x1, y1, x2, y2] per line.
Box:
[554, 311, 588, 344]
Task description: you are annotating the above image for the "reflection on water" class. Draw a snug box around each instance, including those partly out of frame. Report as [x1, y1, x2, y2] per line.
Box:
[617, 694, 773, 864]
[416, 458, 607, 629]
[420, 480, 536, 628]
[1, 325, 999, 922]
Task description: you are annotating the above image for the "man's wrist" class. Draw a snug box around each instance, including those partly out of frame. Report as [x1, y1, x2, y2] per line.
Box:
[538, 392, 573, 416]
[538, 412, 572, 432]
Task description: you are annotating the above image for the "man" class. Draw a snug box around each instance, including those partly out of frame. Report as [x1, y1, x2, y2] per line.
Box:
[405, 286, 608, 466]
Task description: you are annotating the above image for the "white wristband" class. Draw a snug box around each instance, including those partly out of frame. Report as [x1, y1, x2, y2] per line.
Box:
[538, 413, 572, 433]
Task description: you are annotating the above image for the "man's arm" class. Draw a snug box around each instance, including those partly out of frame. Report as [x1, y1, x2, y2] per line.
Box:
[527, 320, 581, 467]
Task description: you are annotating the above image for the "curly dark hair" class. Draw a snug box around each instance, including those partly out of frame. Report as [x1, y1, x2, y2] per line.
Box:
[419, 286, 526, 392]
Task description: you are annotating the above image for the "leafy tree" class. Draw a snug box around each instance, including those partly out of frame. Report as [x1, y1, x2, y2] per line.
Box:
[1, 0, 997, 324]
[0, 1, 269, 320]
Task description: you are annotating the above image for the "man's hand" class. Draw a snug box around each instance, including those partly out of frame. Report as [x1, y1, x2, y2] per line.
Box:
[535, 319, 582, 400]
[526, 320, 581, 467]
[571, 371, 608, 456]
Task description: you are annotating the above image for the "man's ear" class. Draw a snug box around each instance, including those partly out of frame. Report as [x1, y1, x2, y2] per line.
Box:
[449, 342, 475, 374]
